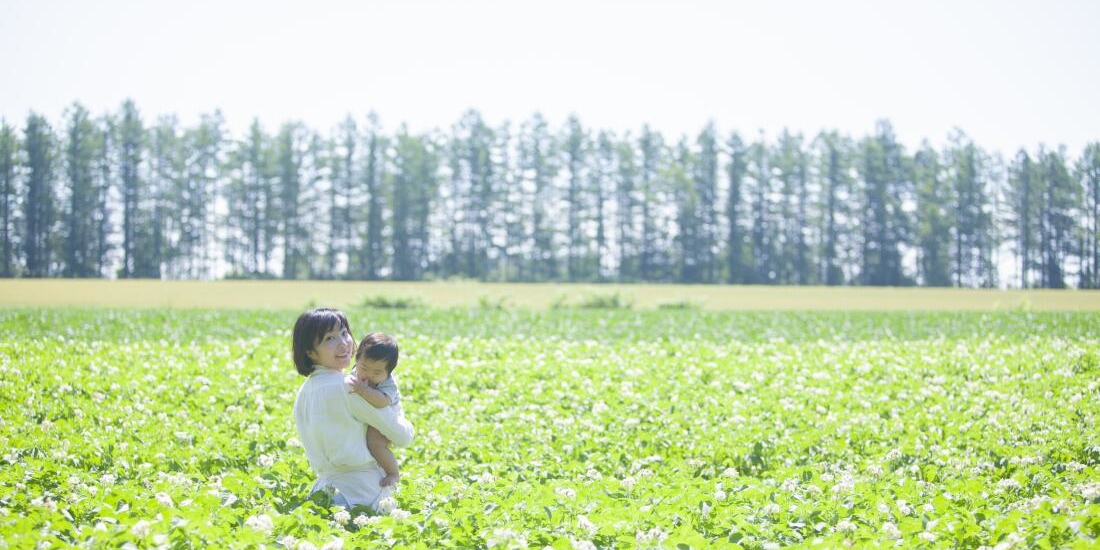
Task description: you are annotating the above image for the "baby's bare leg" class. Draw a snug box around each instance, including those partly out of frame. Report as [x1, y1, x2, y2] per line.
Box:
[366, 426, 400, 487]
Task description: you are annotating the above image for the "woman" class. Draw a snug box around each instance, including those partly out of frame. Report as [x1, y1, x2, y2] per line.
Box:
[291, 308, 414, 509]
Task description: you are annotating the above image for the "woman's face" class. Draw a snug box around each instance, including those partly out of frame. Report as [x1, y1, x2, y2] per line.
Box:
[307, 325, 354, 371]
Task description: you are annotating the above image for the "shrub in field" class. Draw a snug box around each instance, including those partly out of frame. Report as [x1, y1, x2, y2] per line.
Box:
[577, 291, 634, 309]
[551, 291, 635, 310]
[656, 299, 702, 310]
[476, 294, 512, 310]
[361, 295, 427, 309]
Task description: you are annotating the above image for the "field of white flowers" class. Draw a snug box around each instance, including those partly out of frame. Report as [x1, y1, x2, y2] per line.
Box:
[1, 308, 1098, 549]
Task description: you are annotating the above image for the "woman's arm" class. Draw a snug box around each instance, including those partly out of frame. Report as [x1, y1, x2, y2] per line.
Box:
[344, 387, 414, 447]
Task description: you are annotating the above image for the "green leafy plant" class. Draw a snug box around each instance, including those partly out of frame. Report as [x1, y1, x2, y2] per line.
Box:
[360, 295, 427, 309]
[575, 292, 634, 309]
[656, 299, 701, 310]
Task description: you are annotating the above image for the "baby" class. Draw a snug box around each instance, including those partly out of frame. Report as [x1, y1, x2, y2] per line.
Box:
[347, 332, 405, 487]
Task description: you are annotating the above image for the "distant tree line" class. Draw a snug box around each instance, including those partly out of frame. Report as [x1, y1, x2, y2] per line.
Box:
[1, 101, 1098, 288]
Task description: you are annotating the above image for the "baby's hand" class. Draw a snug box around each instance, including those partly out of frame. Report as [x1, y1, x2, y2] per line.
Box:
[379, 473, 401, 487]
[346, 377, 372, 394]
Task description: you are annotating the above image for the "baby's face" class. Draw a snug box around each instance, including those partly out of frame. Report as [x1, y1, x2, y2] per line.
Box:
[353, 357, 389, 386]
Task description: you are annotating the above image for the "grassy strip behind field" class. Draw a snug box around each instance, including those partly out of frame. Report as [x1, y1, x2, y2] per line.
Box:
[2, 279, 1100, 311]
[3, 307, 1099, 344]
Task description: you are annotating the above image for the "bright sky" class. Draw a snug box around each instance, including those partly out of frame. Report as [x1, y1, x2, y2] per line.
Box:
[2, 0, 1098, 157]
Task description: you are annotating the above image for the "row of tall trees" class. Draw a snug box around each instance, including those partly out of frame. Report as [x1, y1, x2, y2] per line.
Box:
[1, 102, 1097, 288]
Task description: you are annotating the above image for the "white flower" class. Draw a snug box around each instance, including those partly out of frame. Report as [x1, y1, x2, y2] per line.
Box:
[277, 535, 298, 547]
[721, 467, 739, 478]
[472, 472, 496, 485]
[555, 487, 577, 499]
[130, 520, 151, 538]
[577, 515, 597, 536]
[993, 532, 1026, 550]
[882, 522, 901, 539]
[715, 489, 727, 501]
[761, 503, 780, 516]
[1078, 482, 1100, 501]
[831, 480, 855, 494]
[297, 542, 318, 550]
[353, 515, 371, 527]
[635, 527, 668, 543]
[996, 479, 1021, 493]
[835, 519, 856, 533]
[877, 502, 890, 514]
[155, 492, 174, 508]
[885, 448, 902, 461]
[258, 454, 275, 468]
[101, 473, 117, 485]
[700, 501, 712, 518]
[245, 514, 274, 534]
[332, 508, 351, 525]
[321, 538, 344, 550]
[486, 528, 527, 548]
[390, 508, 411, 520]
[919, 531, 936, 542]
[375, 496, 397, 514]
[620, 476, 636, 490]
[762, 543, 780, 550]
[1064, 462, 1086, 473]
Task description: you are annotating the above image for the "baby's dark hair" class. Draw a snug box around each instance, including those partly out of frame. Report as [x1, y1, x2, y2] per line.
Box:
[356, 332, 399, 373]
[292, 308, 352, 376]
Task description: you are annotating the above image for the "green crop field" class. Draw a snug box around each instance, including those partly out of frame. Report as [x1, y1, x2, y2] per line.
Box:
[2, 304, 1099, 548]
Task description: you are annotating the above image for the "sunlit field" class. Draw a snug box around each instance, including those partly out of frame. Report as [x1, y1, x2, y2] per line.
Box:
[2, 304, 1098, 549]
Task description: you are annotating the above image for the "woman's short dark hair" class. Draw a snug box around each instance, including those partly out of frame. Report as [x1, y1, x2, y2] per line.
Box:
[292, 308, 353, 376]
[356, 332, 399, 373]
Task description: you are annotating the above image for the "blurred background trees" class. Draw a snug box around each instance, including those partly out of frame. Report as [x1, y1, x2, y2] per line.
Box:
[1, 100, 1096, 288]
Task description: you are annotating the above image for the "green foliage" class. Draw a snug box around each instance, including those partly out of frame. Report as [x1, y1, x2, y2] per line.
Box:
[0, 308, 1098, 548]
[360, 295, 427, 309]
[656, 299, 702, 310]
[575, 292, 634, 310]
[552, 291, 635, 310]
[476, 294, 511, 310]
[8, 102, 1100, 288]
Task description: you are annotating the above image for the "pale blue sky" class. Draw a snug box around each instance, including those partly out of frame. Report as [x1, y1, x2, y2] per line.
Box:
[2, 0, 1098, 156]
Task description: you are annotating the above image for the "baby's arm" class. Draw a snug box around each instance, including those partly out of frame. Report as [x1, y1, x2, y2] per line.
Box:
[348, 379, 393, 408]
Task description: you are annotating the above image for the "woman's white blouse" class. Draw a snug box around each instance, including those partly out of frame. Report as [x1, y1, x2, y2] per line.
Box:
[293, 368, 414, 505]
